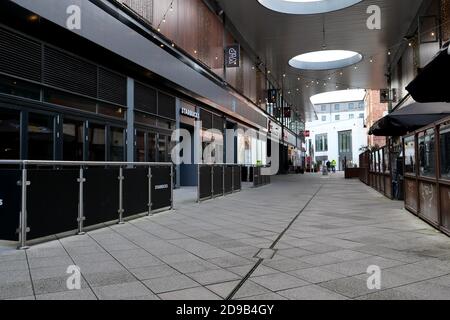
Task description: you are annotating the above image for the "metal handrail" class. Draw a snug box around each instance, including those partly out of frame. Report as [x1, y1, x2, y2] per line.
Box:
[0, 160, 173, 167]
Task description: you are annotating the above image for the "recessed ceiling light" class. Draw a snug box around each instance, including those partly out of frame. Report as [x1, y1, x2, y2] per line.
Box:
[257, 0, 363, 15]
[289, 50, 363, 70]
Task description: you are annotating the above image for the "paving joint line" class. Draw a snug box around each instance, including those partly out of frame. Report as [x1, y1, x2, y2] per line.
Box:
[225, 184, 324, 300]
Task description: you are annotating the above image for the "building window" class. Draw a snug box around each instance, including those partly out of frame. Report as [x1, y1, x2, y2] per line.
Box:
[404, 136, 416, 174]
[28, 113, 55, 161]
[334, 104, 340, 111]
[440, 123, 450, 179]
[63, 119, 84, 161]
[359, 113, 364, 119]
[349, 103, 355, 110]
[338, 130, 352, 153]
[335, 115, 340, 121]
[88, 123, 106, 161]
[0, 108, 21, 160]
[315, 134, 328, 152]
[349, 114, 355, 119]
[321, 105, 327, 111]
[110, 127, 125, 161]
[321, 115, 327, 122]
[359, 102, 365, 109]
[419, 129, 436, 177]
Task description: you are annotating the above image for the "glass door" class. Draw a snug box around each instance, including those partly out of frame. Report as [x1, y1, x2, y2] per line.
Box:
[28, 112, 55, 160]
[110, 126, 125, 162]
[87, 123, 106, 161]
[62, 118, 84, 161]
[0, 108, 21, 160]
[147, 132, 157, 162]
[136, 130, 145, 162]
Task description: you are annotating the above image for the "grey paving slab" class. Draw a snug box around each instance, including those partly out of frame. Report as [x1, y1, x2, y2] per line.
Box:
[2, 173, 450, 300]
[35, 289, 97, 300]
[278, 284, 349, 300]
[251, 273, 310, 292]
[93, 281, 156, 300]
[143, 274, 199, 293]
[187, 269, 241, 286]
[289, 266, 347, 284]
[158, 286, 221, 300]
[129, 264, 181, 281]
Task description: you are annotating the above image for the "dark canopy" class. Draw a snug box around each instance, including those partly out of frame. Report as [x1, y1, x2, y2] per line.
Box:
[369, 102, 450, 137]
[406, 42, 450, 103]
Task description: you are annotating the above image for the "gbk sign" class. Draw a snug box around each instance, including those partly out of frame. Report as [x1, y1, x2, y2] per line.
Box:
[225, 44, 240, 68]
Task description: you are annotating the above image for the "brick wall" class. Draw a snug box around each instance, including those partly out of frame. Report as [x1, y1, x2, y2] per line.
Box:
[365, 90, 388, 148]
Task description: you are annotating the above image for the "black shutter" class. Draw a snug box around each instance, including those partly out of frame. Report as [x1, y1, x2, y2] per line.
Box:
[157, 92, 176, 120]
[43, 46, 97, 97]
[134, 82, 157, 114]
[98, 68, 127, 106]
[0, 27, 41, 82]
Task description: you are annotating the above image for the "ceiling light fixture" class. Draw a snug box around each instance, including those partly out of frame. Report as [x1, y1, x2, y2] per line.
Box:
[289, 50, 363, 70]
[257, 0, 363, 15]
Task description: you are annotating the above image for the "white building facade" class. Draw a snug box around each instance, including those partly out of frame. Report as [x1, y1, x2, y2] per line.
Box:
[305, 100, 368, 170]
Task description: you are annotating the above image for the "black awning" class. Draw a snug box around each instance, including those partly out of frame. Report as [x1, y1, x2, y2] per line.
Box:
[369, 102, 450, 136]
[406, 42, 450, 103]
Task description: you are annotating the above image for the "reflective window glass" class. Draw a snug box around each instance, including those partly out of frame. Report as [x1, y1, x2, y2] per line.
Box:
[63, 119, 84, 161]
[0, 109, 21, 160]
[88, 123, 105, 161]
[28, 113, 54, 160]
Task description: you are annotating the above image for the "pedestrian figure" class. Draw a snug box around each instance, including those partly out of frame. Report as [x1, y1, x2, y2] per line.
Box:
[331, 160, 337, 173]
[326, 161, 331, 172]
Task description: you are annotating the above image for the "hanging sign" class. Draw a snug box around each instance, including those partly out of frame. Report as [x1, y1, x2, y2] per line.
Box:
[225, 44, 240, 68]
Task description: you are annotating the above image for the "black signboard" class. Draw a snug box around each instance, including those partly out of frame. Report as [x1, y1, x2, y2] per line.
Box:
[225, 44, 240, 68]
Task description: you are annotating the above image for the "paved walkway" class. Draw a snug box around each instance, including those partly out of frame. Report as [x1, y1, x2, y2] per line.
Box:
[1, 173, 450, 300]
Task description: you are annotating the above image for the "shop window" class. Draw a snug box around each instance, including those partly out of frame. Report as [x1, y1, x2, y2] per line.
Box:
[136, 131, 145, 162]
[419, 129, 436, 177]
[315, 134, 328, 152]
[338, 131, 352, 154]
[0, 75, 40, 101]
[335, 115, 340, 121]
[63, 119, 84, 161]
[158, 135, 167, 162]
[110, 127, 125, 161]
[87, 123, 106, 161]
[440, 124, 450, 179]
[383, 148, 390, 173]
[135, 111, 157, 127]
[43, 88, 97, 114]
[0, 108, 21, 160]
[28, 113, 54, 160]
[404, 136, 416, 174]
[349, 114, 355, 120]
[321, 115, 327, 122]
[147, 133, 156, 162]
[98, 102, 126, 120]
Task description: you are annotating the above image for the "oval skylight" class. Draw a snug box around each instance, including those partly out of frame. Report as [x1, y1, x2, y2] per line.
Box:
[258, 0, 363, 14]
[289, 50, 363, 70]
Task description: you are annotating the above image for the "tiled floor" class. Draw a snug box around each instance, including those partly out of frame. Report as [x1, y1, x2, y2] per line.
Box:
[1, 173, 450, 300]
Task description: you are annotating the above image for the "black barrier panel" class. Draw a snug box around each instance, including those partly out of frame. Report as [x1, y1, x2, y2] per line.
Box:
[84, 168, 120, 227]
[27, 170, 79, 240]
[213, 166, 224, 197]
[224, 166, 233, 194]
[233, 167, 241, 191]
[253, 167, 261, 187]
[0, 170, 21, 241]
[199, 165, 212, 200]
[151, 166, 172, 211]
[124, 168, 149, 217]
